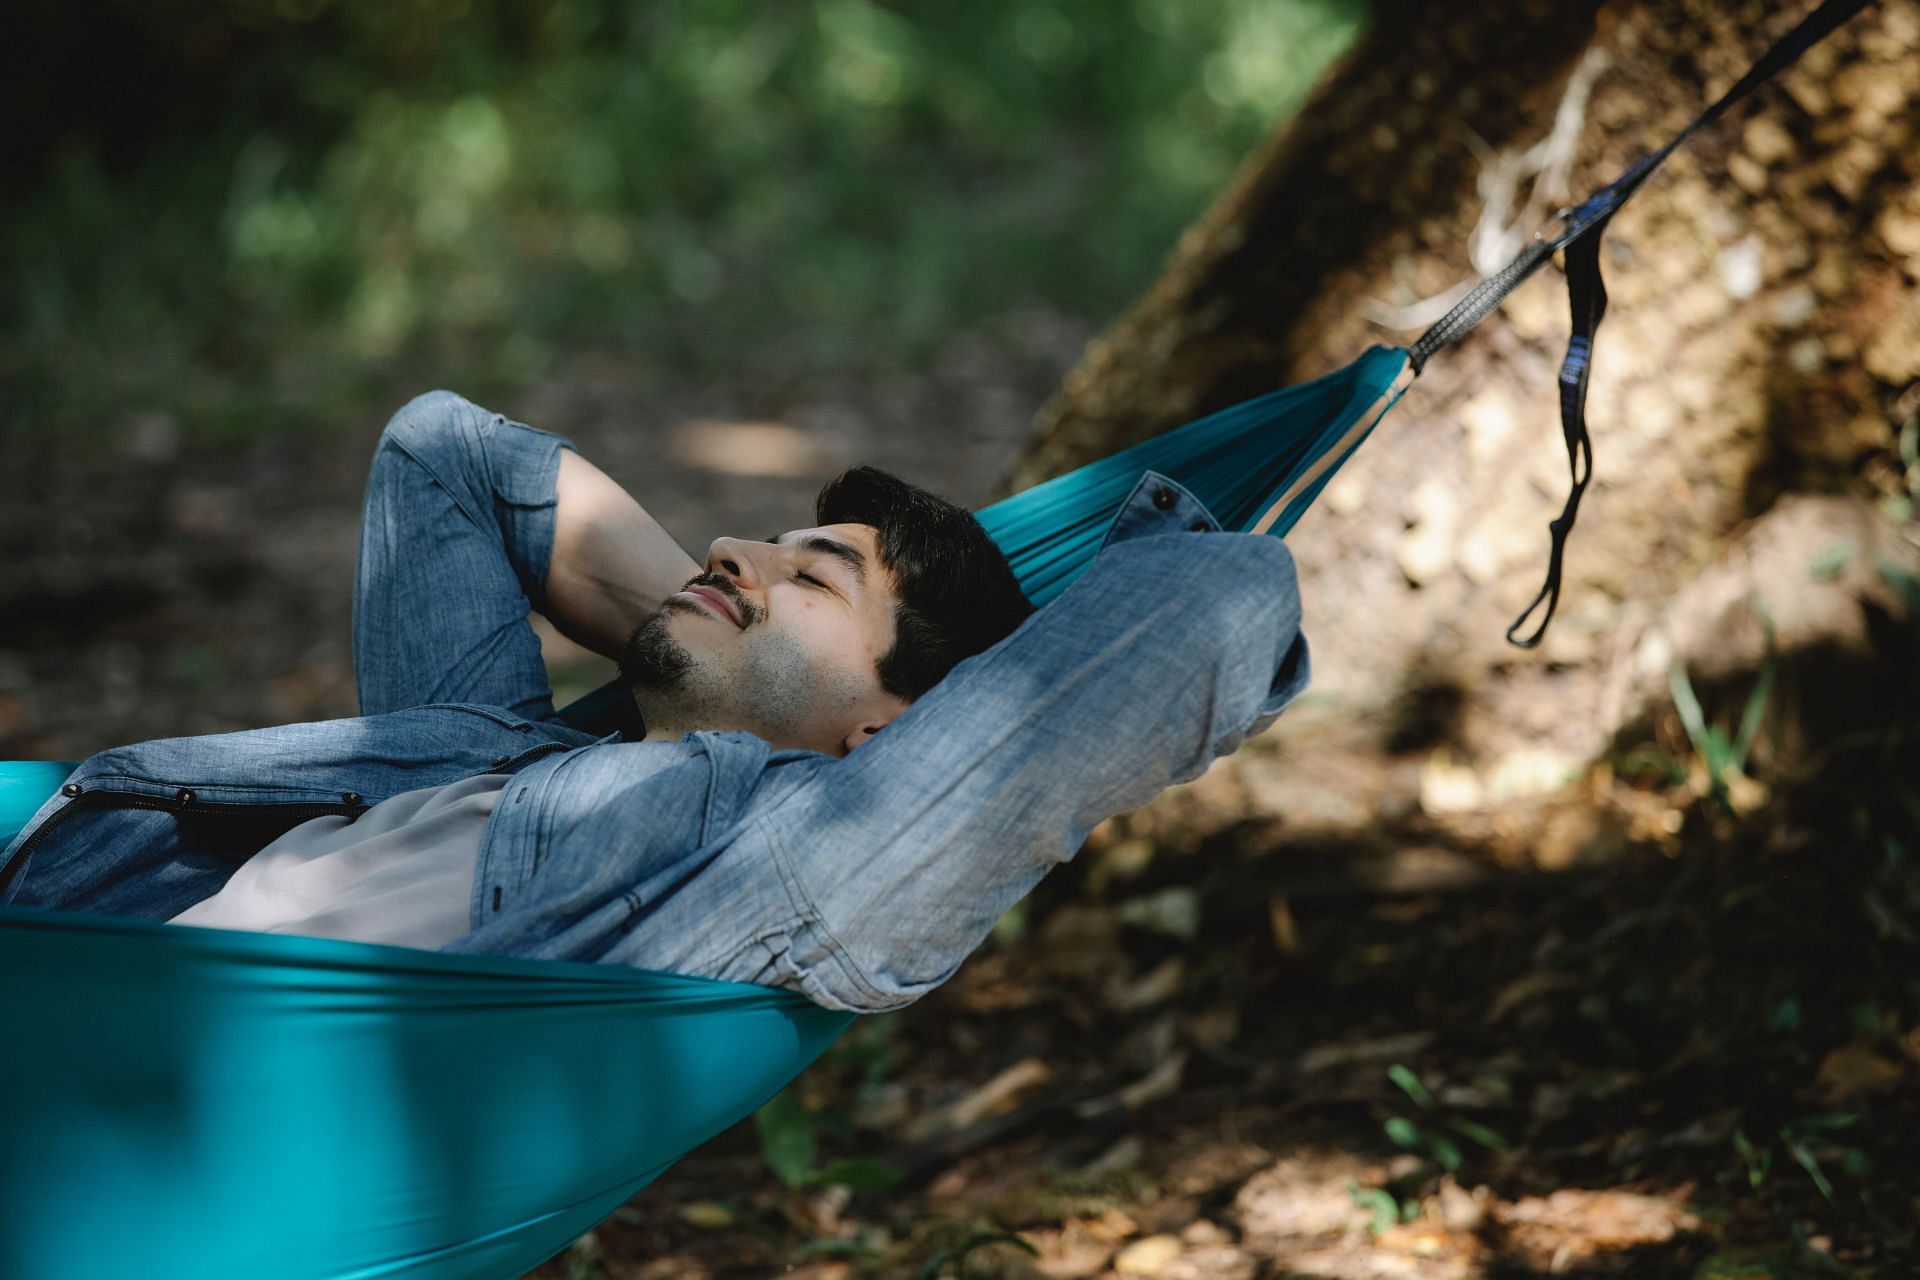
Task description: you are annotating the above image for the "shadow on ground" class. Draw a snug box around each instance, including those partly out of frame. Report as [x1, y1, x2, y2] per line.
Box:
[525, 617, 1919, 1279]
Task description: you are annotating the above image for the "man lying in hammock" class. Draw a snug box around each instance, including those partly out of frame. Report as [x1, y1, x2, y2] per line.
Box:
[0, 391, 1310, 1011]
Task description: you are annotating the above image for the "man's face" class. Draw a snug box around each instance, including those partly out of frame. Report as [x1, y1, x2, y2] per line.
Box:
[618, 522, 908, 756]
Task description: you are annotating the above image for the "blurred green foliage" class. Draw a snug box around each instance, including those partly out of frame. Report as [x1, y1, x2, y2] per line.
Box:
[4, 0, 1365, 442]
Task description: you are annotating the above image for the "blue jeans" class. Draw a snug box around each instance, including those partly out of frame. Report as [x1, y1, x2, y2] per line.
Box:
[3, 392, 1311, 1012]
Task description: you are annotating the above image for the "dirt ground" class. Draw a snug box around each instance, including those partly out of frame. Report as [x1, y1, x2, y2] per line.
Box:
[518, 713, 1919, 1280]
[3, 311, 1917, 1279]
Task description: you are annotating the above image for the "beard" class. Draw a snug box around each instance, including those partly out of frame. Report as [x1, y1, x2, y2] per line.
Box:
[621, 578, 757, 699]
[614, 587, 860, 752]
[617, 608, 695, 694]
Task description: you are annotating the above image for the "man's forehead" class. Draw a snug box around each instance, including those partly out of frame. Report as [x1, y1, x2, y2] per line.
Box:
[772, 522, 877, 552]
[789, 522, 877, 549]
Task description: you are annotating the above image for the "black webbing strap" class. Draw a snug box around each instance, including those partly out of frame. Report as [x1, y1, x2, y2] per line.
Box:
[1407, 0, 1874, 647]
[1511, 222, 1608, 645]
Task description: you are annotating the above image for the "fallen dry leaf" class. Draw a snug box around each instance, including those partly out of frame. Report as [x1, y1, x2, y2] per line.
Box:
[1269, 893, 1303, 955]
[1295, 1031, 1435, 1075]
[1484, 970, 1581, 1025]
[1113, 1233, 1184, 1275]
[937, 1056, 1051, 1132]
[676, 1201, 734, 1229]
[1492, 1187, 1701, 1272]
[1231, 1152, 1376, 1248]
[1082, 1207, 1142, 1243]
[1815, 1044, 1906, 1101]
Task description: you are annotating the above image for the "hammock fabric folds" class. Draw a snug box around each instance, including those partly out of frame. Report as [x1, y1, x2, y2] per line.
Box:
[0, 908, 852, 1280]
[0, 347, 1409, 1280]
[978, 345, 1411, 606]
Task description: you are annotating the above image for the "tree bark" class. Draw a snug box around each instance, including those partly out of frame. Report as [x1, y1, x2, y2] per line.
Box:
[1012, 0, 1920, 818]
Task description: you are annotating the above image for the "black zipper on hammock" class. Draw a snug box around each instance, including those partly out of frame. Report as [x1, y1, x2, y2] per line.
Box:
[0, 740, 568, 901]
[0, 792, 355, 901]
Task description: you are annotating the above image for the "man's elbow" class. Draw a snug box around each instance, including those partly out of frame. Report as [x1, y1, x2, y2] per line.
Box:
[378, 390, 481, 459]
[1104, 531, 1311, 757]
[1201, 535, 1311, 750]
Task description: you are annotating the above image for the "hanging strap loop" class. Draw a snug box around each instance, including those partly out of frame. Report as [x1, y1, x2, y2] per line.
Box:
[1506, 219, 1607, 647]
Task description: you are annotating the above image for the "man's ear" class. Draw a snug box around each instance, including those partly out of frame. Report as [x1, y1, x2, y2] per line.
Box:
[841, 696, 908, 754]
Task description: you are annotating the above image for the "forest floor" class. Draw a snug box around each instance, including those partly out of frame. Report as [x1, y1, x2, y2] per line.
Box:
[3, 319, 1916, 1279]
[521, 712, 1920, 1280]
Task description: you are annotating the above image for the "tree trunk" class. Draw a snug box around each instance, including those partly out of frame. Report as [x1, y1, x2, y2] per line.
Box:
[1012, 0, 1920, 852]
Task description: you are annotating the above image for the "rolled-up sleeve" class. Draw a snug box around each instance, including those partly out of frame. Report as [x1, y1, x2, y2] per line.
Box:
[354, 391, 578, 720]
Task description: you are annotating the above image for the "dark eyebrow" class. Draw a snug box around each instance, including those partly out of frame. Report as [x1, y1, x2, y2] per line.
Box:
[799, 535, 869, 586]
[769, 533, 869, 587]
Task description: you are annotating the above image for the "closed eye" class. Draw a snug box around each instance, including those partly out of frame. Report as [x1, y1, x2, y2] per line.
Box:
[796, 571, 827, 588]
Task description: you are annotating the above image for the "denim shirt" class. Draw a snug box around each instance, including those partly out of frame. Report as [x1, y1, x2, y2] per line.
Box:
[1, 393, 1309, 1012]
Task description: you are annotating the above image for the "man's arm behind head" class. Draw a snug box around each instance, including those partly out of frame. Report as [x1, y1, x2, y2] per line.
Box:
[736, 528, 1309, 1013]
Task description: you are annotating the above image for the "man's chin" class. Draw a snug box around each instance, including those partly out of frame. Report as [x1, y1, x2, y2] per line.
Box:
[617, 615, 695, 692]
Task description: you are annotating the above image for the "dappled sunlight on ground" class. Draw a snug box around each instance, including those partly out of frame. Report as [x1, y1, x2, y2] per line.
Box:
[525, 696, 1919, 1276]
[667, 419, 835, 479]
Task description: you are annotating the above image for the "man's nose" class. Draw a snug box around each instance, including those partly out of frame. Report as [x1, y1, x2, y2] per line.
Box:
[706, 536, 765, 587]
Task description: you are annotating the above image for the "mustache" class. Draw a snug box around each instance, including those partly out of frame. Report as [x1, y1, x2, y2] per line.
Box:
[680, 573, 762, 626]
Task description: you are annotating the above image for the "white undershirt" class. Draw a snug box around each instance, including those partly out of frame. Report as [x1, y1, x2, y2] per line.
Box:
[166, 773, 510, 949]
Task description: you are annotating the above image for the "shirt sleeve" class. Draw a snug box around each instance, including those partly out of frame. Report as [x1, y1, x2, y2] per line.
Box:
[353, 391, 578, 721]
[747, 494, 1311, 1012]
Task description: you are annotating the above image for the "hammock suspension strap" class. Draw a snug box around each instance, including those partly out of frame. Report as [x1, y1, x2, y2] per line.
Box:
[1406, 0, 1873, 646]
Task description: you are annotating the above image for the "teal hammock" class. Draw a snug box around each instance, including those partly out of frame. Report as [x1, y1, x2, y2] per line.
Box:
[0, 3, 1865, 1272]
[2, 350, 1412, 1280]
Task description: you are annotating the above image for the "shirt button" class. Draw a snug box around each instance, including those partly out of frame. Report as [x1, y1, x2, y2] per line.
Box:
[1152, 486, 1175, 510]
[341, 791, 364, 806]
[60, 782, 82, 797]
[1189, 519, 1210, 532]
[176, 789, 195, 804]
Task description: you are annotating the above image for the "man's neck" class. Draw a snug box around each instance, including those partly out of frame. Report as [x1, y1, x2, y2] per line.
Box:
[632, 688, 714, 745]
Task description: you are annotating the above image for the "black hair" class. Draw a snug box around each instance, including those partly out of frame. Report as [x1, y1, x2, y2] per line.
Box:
[815, 465, 1035, 701]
